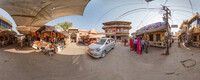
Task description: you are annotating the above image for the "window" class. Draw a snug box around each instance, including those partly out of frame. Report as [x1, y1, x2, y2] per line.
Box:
[111, 36, 115, 39]
[117, 36, 121, 40]
[110, 39, 115, 42]
[193, 36, 197, 42]
[156, 34, 161, 41]
[149, 35, 153, 41]
[106, 39, 110, 44]
[0, 19, 11, 29]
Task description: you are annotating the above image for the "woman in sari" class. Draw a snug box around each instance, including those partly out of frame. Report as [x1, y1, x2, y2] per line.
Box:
[136, 38, 142, 54]
[124, 39, 126, 46]
[129, 38, 134, 51]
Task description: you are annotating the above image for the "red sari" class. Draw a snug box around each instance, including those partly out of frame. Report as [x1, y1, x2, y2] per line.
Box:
[136, 38, 142, 54]
[124, 39, 126, 46]
[82, 39, 84, 44]
[130, 39, 134, 51]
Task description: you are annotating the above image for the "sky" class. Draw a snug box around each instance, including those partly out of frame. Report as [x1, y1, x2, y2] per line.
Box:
[1, 0, 200, 35]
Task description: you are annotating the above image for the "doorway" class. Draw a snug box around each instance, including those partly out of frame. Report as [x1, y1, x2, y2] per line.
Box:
[71, 33, 76, 43]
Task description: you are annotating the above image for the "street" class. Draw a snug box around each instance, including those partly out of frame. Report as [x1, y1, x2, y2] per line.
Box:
[0, 43, 200, 80]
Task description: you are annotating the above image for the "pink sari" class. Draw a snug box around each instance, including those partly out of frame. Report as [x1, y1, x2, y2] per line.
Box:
[136, 38, 141, 54]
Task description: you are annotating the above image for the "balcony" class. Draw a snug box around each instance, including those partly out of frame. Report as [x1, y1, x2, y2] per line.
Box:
[102, 25, 132, 29]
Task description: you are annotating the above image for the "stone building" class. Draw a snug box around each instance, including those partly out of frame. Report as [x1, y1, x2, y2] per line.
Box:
[102, 21, 132, 41]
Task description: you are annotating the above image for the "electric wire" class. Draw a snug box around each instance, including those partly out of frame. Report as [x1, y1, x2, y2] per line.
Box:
[94, 3, 144, 26]
[188, 0, 194, 14]
[164, 0, 168, 5]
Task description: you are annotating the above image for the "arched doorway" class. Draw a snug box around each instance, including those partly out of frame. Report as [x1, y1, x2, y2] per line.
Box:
[71, 33, 76, 43]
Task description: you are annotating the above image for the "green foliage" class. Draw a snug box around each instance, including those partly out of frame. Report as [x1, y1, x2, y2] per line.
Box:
[57, 21, 72, 30]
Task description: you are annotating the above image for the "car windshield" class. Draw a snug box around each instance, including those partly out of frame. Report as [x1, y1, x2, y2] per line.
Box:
[95, 39, 107, 45]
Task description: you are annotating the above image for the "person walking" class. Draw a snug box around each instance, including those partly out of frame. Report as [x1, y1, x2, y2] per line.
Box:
[124, 39, 126, 46]
[141, 38, 145, 53]
[144, 39, 149, 53]
[136, 38, 142, 54]
[129, 38, 134, 51]
[82, 38, 84, 44]
[178, 38, 180, 47]
[134, 38, 137, 51]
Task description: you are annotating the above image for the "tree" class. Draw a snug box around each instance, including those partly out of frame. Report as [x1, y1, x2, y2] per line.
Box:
[57, 21, 72, 30]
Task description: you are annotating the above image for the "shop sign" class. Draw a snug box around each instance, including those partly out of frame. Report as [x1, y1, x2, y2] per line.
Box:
[54, 25, 64, 32]
[45, 26, 53, 31]
[171, 25, 178, 28]
[137, 22, 166, 35]
[145, 22, 166, 31]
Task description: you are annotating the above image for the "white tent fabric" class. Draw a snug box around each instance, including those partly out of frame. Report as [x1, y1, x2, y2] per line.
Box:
[0, 0, 90, 27]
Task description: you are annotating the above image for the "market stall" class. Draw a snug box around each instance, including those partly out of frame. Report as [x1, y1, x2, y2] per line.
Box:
[187, 25, 200, 47]
[16, 27, 40, 47]
[32, 25, 68, 55]
[0, 29, 17, 47]
[136, 22, 171, 48]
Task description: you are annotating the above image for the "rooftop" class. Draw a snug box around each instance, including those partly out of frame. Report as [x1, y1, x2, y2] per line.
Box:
[102, 21, 132, 26]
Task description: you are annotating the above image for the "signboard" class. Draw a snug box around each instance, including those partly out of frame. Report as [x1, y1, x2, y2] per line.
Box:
[171, 25, 178, 28]
[88, 35, 106, 38]
[136, 22, 166, 35]
[45, 26, 53, 31]
[54, 25, 64, 32]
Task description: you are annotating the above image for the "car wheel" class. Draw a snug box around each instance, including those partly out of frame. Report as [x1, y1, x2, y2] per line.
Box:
[101, 51, 106, 58]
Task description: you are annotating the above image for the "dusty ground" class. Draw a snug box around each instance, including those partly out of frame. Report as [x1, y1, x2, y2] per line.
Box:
[0, 43, 200, 80]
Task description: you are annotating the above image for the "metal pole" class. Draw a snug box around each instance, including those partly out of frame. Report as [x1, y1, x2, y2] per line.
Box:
[162, 5, 170, 55]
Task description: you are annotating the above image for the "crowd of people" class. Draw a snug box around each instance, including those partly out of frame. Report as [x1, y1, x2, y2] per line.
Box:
[124, 37, 149, 54]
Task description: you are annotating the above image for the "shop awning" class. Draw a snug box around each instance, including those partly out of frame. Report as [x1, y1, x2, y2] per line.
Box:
[0, 0, 90, 27]
[37, 25, 68, 35]
[16, 27, 40, 35]
[0, 29, 17, 35]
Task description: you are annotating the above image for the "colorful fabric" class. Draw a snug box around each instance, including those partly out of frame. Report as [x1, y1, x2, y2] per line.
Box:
[130, 39, 134, 51]
[136, 38, 142, 54]
[44, 32, 46, 37]
[124, 39, 126, 46]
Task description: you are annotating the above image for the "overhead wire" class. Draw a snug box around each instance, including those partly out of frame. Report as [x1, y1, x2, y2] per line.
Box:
[188, 0, 194, 15]
[94, 2, 144, 26]
[115, 8, 160, 20]
[163, 0, 168, 5]
[137, 3, 150, 29]
[136, 11, 162, 29]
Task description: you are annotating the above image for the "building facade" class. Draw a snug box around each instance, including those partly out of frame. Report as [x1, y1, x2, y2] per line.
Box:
[102, 21, 132, 41]
[0, 15, 16, 46]
[0, 15, 12, 30]
[134, 22, 170, 48]
[178, 13, 200, 47]
[68, 28, 93, 43]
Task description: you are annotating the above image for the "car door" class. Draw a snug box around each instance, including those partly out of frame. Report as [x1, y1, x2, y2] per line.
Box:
[104, 39, 110, 52]
[110, 39, 115, 48]
[107, 39, 113, 51]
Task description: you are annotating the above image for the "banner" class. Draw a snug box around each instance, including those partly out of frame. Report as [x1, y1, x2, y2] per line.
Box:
[45, 26, 53, 31]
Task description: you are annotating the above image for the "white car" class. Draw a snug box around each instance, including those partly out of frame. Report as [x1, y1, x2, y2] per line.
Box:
[87, 38, 115, 58]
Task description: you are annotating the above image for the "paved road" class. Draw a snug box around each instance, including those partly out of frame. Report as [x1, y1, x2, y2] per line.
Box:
[0, 43, 200, 80]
